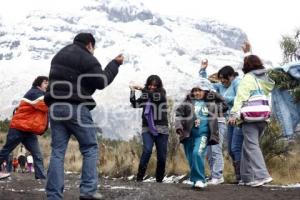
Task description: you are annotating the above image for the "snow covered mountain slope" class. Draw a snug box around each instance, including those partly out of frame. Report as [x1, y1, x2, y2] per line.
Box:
[0, 0, 248, 140]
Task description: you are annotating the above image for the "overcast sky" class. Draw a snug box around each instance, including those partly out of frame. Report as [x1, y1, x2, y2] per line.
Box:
[1, 0, 299, 65]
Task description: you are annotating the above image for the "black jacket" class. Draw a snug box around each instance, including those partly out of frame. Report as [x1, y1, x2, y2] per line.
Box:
[130, 88, 168, 127]
[175, 91, 228, 145]
[45, 42, 120, 110]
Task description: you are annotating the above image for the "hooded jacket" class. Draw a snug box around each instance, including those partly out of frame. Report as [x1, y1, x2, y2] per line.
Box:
[230, 69, 275, 119]
[175, 91, 228, 145]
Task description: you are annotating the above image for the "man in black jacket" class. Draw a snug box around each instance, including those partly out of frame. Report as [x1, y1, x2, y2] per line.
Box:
[45, 33, 123, 200]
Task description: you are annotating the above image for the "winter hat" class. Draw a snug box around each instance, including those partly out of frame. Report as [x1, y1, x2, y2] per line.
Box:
[191, 78, 215, 92]
[73, 33, 96, 47]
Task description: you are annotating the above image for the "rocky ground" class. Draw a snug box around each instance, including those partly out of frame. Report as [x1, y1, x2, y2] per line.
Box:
[1, 172, 300, 200]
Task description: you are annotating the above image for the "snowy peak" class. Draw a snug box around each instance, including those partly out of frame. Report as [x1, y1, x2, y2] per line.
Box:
[0, 19, 21, 60]
[194, 19, 247, 50]
[0, 0, 250, 140]
[83, 0, 163, 25]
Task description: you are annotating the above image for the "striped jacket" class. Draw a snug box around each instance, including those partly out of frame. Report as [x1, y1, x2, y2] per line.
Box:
[10, 87, 48, 135]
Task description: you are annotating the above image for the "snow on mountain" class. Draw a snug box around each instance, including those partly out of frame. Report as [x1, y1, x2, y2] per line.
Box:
[0, 0, 248, 140]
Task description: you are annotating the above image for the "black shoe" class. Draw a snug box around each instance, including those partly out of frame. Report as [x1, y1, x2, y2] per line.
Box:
[79, 193, 103, 200]
[136, 167, 146, 182]
[136, 176, 143, 182]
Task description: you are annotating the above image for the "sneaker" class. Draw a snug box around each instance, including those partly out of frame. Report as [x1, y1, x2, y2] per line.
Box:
[238, 180, 246, 186]
[182, 180, 194, 185]
[79, 192, 104, 200]
[262, 177, 273, 184]
[194, 181, 207, 188]
[207, 177, 224, 185]
[251, 177, 273, 187]
[0, 172, 10, 180]
[246, 177, 273, 187]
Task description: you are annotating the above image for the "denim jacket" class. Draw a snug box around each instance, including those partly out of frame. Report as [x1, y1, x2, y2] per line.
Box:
[272, 88, 300, 137]
[271, 62, 300, 137]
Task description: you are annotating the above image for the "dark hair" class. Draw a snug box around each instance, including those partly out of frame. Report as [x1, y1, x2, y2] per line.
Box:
[188, 87, 208, 100]
[217, 65, 238, 80]
[73, 33, 96, 47]
[32, 76, 48, 87]
[145, 75, 163, 89]
[242, 55, 265, 74]
[191, 87, 202, 94]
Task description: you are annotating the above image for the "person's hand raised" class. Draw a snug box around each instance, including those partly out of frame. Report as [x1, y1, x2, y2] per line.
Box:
[115, 54, 124, 65]
[201, 59, 208, 69]
[129, 85, 143, 91]
[242, 41, 251, 54]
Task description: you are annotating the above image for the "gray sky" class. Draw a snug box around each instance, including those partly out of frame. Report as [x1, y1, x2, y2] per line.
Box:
[1, 0, 299, 65]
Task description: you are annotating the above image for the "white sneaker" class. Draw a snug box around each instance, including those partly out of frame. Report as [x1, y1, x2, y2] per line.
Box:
[246, 177, 273, 187]
[182, 180, 194, 185]
[194, 181, 207, 188]
[0, 172, 10, 180]
[251, 177, 273, 187]
[238, 180, 246, 186]
[262, 177, 273, 185]
[207, 177, 224, 185]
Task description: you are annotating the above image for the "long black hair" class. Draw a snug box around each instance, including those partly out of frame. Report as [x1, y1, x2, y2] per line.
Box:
[144, 75, 163, 89]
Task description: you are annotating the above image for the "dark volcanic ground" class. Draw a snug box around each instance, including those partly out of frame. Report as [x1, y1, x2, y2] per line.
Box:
[1, 173, 300, 200]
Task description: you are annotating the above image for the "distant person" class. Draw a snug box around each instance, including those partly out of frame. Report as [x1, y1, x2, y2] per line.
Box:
[45, 32, 124, 200]
[1, 161, 7, 172]
[27, 153, 33, 173]
[0, 76, 48, 180]
[17, 145, 26, 173]
[12, 157, 19, 172]
[6, 153, 13, 172]
[175, 81, 227, 188]
[130, 75, 168, 183]
[229, 43, 274, 187]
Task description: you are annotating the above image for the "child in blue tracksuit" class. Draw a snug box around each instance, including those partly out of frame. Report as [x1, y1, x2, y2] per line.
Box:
[175, 82, 227, 188]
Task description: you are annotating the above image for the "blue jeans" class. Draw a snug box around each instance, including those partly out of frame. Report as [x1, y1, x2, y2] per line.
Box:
[46, 104, 99, 200]
[137, 132, 168, 182]
[227, 125, 243, 162]
[272, 88, 300, 138]
[0, 128, 45, 179]
[183, 130, 208, 183]
[207, 122, 227, 179]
